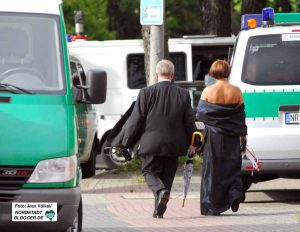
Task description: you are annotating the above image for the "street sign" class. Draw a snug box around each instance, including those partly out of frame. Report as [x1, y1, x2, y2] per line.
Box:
[140, 0, 164, 25]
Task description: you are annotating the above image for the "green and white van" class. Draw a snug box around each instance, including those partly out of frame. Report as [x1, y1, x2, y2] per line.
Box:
[0, 1, 106, 231]
[230, 8, 300, 196]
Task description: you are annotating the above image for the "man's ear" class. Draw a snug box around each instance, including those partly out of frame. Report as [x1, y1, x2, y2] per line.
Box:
[170, 73, 174, 80]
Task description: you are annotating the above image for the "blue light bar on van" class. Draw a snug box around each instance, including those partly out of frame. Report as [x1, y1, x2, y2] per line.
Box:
[66, 34, 72, 42]
[262, 7, 274, 27]
[241, 14, 262, 30]
[241, 7, 276, 30]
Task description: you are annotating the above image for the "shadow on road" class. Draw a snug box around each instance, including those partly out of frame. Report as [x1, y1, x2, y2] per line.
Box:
[246, 189, 300, 203]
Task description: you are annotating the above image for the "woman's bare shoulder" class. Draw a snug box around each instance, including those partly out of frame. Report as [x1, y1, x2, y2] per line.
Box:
[226, 83, 241, 93]
[230, 84, 244, 104]
[200, 85, 216, 100]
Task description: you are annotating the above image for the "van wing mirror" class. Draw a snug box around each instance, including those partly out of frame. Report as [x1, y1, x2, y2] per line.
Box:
[72, 74, 80, 87]
[86, 69, 107, 104]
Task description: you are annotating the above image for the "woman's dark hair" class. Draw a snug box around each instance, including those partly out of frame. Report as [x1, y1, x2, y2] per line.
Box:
[208, 60, 231, 79]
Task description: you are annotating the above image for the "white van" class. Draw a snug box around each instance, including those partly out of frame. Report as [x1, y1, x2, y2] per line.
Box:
[229, 8, 300, 197]
[68, 35, 235, 168]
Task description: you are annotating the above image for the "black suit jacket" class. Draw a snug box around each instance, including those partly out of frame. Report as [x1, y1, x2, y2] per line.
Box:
[122, 81, 196, 157]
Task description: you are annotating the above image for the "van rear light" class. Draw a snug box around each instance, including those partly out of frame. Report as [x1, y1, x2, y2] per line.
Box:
[246, 165, 262, 171]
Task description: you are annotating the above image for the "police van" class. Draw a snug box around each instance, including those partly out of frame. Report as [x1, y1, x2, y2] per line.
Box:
[229, 8, 300, 196]
[0, 1, 106, 231]
[68, 35, 235, 168]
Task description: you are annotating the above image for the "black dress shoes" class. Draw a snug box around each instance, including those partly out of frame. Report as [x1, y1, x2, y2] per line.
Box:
[231, 199, 240, 212]
[154, 189, 170, 218]
[153, 210, 163, 218]
[201, 208, 221, 216]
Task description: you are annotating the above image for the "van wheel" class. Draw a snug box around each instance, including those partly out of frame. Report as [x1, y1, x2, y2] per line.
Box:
[241, 175, 252, 202]
[67, 196, 82, 232]
[81, 142, 97, 179]
[101, 140, 119, 170]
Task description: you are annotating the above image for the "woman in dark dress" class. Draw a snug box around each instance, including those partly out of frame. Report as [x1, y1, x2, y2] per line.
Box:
[196, 60, 247, 216]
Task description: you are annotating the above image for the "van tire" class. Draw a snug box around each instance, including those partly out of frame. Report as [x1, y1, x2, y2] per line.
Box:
[66, 196, 82, 232]
[101, 140, 119, 170]
[81, 141, 97, 179]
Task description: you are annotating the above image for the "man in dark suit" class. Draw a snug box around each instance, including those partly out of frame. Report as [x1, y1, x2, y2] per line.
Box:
[121, 59, 197, 218]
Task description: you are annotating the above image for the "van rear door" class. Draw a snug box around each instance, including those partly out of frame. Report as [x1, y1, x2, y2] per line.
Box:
[240, 33, 300, 161]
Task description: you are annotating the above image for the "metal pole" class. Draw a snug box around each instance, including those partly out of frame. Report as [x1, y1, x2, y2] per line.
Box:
[149, 0, 165, 86]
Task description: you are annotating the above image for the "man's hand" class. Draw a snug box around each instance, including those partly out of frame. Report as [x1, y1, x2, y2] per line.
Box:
[119, 147, 132, 162]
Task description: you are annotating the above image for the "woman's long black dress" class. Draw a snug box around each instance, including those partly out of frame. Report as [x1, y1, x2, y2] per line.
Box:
[196, 100, 247, 215]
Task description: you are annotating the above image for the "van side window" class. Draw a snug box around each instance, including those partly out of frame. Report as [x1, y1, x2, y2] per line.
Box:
[127, 54, 146, 89]
[192, 46, 231, 82]
[171, 52, 186, 81]
[127, 52, 187, 89]
[242, 35, 300, 86]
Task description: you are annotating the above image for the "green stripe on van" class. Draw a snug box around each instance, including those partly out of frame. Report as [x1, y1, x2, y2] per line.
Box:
[243, 91, 300, 118]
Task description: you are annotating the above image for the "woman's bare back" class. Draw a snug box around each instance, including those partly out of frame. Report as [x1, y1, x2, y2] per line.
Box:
[201, 80, 243, 105]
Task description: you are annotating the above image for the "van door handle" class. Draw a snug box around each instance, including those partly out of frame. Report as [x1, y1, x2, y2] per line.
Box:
[0, 97, 11, 103]
[279, 105, 300, 111]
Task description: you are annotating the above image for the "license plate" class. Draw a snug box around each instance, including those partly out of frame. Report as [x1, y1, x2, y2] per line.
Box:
[285, 112, 299, 124]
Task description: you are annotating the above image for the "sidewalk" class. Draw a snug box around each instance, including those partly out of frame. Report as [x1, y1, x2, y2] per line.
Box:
[82, 167, 300, 202]
[81, 168, 300, 232]
[82, 166, 201, 195]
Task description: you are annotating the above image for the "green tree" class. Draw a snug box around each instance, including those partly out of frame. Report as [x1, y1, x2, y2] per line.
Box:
[63, 0, 300, 40]
[62, 0, 115, 40]
[107, 0, 201, 39]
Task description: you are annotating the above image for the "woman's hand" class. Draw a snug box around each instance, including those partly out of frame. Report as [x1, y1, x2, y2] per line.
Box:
[188, 145, 196, 154]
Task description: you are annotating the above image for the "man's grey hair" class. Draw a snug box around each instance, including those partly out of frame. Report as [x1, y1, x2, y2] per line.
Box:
[156, 59, 174, 76]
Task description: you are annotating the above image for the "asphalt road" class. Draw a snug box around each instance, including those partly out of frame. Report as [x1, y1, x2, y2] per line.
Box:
[81, 169, 300, 232]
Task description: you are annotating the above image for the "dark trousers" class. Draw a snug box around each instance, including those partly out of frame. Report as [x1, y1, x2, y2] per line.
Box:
[140, 155, 178, 197]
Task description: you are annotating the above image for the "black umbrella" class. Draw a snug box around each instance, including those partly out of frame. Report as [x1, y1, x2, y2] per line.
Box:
[182, 131, 204, 207]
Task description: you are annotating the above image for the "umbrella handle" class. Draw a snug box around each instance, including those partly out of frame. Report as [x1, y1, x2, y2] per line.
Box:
[191, 131, 204, 146]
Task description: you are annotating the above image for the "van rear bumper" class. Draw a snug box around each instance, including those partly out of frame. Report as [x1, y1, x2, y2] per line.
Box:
[0, 187, 80, 232]
[242, 159, 300, 177]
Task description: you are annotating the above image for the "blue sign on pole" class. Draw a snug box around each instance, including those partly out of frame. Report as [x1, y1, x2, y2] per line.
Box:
[140, 0, 164, 25]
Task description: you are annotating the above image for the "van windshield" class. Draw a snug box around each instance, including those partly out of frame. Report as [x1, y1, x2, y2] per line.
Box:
[242, 34, 300, 86]
[0, 13, 64, 94]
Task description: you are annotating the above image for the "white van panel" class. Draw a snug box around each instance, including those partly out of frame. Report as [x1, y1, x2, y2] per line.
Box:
[0, 0, 61, 14]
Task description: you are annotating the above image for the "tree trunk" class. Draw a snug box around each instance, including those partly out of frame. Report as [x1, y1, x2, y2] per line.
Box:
[242, 0, 267, 14]
[200, 0, 231, 36]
